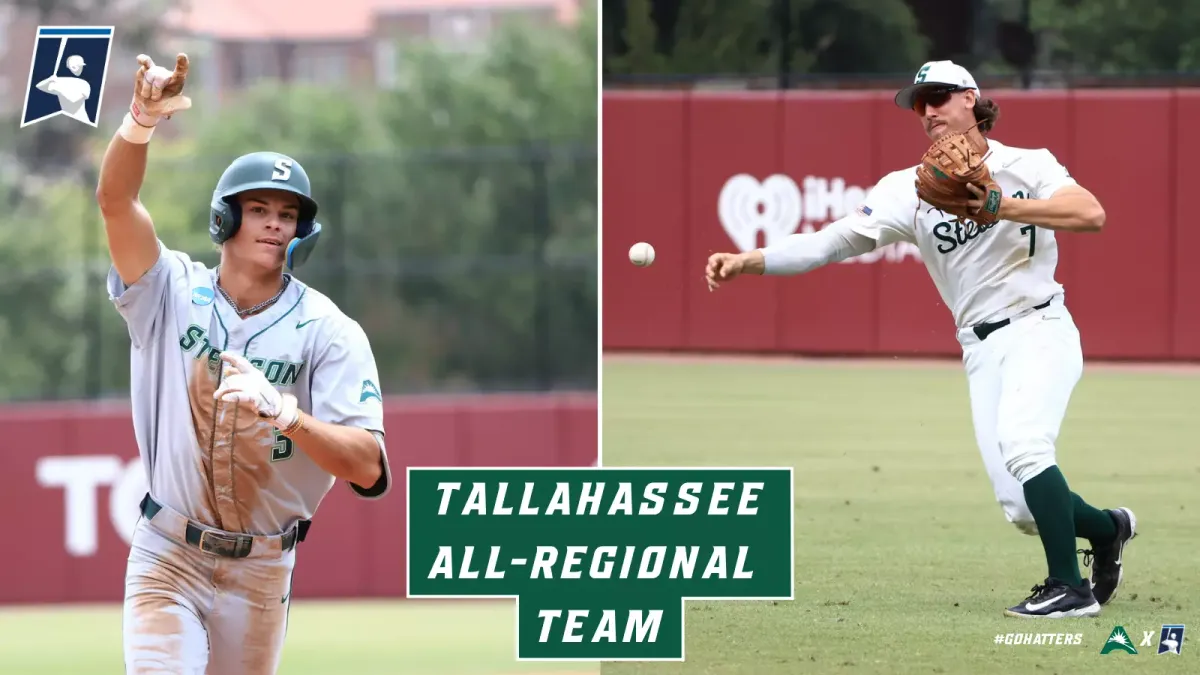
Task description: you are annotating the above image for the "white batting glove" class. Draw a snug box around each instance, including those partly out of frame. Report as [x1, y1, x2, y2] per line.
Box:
[130, 53, 192, 127]
[212, 352, 299, 429]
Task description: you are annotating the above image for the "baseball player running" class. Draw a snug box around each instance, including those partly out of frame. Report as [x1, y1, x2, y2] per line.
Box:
[704, 61, 1136, 619]
[96, 54, 392, 672]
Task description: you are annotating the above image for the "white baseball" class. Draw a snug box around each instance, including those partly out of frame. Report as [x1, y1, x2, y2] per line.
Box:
[629, 242, 655, 267]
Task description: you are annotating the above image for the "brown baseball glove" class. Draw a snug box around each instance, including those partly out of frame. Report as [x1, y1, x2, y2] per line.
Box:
[915, 127, 1003, 224]
[130, 53, 192, 126]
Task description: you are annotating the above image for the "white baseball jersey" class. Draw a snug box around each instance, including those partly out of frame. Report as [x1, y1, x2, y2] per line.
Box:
[107, 240, 391, 536]
[849, 139, 1077, 327]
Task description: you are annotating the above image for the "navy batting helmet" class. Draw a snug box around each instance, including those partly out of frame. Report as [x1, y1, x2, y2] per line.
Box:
[209, 151, 322, 270]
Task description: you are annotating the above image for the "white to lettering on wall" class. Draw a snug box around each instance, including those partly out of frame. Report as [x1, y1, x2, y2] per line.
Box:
[36, 456, 147, 557]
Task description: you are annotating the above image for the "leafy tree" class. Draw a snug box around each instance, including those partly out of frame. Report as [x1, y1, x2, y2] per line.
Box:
[359, 6, 598, 390]
[1031, 0, 1200, 73]
[794, 0, 929, 75]
[606, 0, 928, 79]
[0, 3, 597, 401]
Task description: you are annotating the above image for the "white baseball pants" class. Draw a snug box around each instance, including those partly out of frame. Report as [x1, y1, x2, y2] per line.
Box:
[122, 505, 297, 674]
[958, 296, 1083, 535]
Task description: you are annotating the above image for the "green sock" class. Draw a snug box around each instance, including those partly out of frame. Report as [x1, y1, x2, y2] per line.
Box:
[1072, 493, 1116, 545]
[1022, 466, 1082, 586]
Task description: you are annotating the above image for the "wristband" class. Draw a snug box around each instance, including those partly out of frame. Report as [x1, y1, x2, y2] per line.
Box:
[118, 112, 155, 144]
[129, 99, 160, 128]
[279, 414, 304, 438]
[272, 394, 302, 435]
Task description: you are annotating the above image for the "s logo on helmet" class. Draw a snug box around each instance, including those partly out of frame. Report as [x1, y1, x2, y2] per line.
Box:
[272, 158, 293, 181]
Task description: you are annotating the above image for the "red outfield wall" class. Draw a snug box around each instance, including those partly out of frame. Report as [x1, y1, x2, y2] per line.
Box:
[0, 393, 596, 605]
[603, 89, 1200, 359]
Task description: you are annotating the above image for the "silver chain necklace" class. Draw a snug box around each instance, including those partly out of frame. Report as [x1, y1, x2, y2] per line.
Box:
[215, 266, 291, 318]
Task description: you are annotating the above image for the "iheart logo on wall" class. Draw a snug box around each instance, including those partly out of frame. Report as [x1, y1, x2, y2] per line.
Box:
[718, 174, 806, 252]
[717, 173, 921, 264]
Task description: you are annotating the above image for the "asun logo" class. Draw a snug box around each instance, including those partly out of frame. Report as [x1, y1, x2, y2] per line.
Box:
[718, 174, 921, 264]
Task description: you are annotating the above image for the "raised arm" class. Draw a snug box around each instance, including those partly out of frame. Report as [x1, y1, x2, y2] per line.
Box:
[95, 54, 193, 287]
[96, 122, 158, 286]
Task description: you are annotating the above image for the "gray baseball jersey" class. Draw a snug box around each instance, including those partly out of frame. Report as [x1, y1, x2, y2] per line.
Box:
[107, 239, 391, 536]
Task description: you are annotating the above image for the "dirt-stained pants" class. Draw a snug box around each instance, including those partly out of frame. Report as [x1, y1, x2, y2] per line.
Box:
[122, 502, 297, 675]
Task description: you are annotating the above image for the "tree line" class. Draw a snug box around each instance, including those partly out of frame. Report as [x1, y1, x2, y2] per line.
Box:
[603, 0, 1200, 85]
[0, 3, 597, 402]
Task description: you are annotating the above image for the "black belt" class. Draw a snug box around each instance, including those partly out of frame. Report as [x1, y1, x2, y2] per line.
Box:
[972, 299, 1053, 342]
[140, 494, 310, 559]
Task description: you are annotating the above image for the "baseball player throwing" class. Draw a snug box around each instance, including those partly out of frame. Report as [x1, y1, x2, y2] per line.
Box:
[704, 61, 1136, 619]
[96, 54, 391, 672]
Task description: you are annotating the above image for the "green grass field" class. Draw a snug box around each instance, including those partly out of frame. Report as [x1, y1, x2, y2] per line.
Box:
[0, 600, 597, 674]
[601, 355, 1200, 674]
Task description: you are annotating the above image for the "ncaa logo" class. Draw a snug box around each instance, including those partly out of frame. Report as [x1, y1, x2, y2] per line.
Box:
[1158, 624, 1184, 655]
[191, 287, 215, 306]
[21, 26, 114, 128]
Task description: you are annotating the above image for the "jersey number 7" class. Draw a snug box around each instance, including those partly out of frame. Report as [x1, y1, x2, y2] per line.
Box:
[1020, 225, 1037, 258]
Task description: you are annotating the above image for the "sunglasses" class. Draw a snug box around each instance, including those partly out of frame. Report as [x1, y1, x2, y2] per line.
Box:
[912, 86, 968, 113]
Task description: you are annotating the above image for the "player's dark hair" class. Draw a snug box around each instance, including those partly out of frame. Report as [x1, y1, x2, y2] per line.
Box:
[973, 97, 1001, 134]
